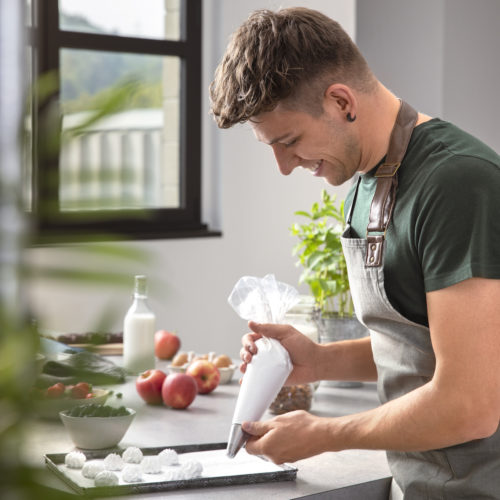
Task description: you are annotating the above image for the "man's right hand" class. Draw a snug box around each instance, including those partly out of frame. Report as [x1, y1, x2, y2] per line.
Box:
[239, 321, 322, 385]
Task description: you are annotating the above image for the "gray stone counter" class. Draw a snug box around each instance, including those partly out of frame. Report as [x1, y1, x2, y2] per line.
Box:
[23, 361, 391, 499]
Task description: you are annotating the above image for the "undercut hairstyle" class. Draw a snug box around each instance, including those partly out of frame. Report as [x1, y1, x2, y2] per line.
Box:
[209, 7, 376, 129]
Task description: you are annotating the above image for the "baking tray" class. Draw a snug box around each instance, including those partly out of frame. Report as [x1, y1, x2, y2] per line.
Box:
[45, 442, 297, 496]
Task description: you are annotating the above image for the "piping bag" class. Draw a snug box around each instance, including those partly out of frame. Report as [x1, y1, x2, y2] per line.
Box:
[226, 274, 299, 458]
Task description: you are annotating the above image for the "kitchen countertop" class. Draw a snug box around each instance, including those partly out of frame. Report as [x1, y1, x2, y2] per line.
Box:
[23, 359, 391, 499]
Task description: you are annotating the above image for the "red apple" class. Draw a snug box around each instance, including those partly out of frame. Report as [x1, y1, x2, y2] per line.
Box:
[46, 382, 65, 399]
[71, 382, 92, 399]
[136, 369, 167, 404]
[154, 330, 181, 360]
[186, 360, 220, 394]
[161, 373, 197, 409]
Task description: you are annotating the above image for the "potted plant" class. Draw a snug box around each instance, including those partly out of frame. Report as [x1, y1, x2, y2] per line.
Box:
[290, 189, 352, 318]
[290, 189, 367, 385]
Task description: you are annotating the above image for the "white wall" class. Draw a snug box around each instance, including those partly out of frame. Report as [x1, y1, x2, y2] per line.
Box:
[441, 0, 500, 152]
[356, 0, 500, 153]
[25, 0, 356, 358]
[355, 0, 445, 118]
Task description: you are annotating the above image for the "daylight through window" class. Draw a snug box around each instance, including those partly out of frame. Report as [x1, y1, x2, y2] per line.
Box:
[25, 0, 211, 242]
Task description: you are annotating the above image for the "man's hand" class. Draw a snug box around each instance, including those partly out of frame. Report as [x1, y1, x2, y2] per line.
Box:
[242, 411, 332, 464]
[239, 321, 321, 385]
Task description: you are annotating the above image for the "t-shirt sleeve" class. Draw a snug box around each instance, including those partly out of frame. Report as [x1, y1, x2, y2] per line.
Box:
[414, 155, 500, 292]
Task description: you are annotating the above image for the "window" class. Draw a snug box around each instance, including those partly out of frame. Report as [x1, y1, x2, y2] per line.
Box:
[25, 0, 214, 242]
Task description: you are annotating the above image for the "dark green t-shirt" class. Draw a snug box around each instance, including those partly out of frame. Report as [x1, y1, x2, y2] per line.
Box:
[345, 119, 500, 327]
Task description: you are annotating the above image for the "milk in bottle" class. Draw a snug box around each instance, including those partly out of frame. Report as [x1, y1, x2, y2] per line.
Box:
[123, 275, 156, 373]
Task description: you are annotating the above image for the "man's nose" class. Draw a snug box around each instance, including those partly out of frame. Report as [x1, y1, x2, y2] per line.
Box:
[271, 144, 300, 176]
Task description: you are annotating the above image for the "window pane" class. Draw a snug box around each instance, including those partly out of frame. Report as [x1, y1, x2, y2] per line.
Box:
[59, 0, 181, 41]
[59, 49, 181, 211]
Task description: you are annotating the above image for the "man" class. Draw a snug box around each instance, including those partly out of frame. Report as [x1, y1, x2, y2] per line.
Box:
[210, 7, 500, 499]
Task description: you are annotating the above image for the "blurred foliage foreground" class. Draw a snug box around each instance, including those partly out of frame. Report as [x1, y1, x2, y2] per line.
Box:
[0, 73, 154, 498]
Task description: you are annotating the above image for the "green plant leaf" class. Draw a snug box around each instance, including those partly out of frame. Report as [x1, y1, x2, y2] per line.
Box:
[22, 266, 135, 288]
[325, 232, 342, 249]
[320, 279, 338, 295]
[305, 251, 327, 270]
[64, 80, 141, 138]
[293, 210, 312, 219]
[290, 189, 352, 316]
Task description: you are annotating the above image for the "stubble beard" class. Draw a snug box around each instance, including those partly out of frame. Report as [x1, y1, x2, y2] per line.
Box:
[324, 131, 361, 187]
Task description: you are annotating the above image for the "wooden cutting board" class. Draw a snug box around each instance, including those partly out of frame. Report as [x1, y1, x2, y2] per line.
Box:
[67, 343, 123, 356]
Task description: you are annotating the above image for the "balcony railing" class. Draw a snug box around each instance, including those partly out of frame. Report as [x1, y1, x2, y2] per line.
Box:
[59, 108, 178, 211]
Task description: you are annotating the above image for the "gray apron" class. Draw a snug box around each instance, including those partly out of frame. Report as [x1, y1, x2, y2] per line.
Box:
[340, 101, 500, 499]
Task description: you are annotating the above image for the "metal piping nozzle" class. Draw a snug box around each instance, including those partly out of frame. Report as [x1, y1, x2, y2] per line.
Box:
[226, 423, 250, 458]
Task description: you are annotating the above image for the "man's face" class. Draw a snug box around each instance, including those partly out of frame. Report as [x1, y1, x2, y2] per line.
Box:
[250, 105, 361, 186]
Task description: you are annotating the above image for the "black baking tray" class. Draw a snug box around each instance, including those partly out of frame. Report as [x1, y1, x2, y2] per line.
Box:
[45, 442, 297, 496]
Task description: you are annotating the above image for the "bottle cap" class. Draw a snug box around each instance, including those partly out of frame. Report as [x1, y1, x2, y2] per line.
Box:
[134, 275, 147, 296]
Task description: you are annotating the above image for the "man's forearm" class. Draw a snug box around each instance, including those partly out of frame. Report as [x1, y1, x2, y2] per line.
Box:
[321, 379, 495, 454]
[316, 336, 377, 382]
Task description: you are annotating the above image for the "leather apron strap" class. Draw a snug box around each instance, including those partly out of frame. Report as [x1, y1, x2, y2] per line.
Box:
[365, 101, 418, 267]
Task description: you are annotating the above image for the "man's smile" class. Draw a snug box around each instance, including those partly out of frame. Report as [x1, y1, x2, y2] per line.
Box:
[303, 159, 324, 176]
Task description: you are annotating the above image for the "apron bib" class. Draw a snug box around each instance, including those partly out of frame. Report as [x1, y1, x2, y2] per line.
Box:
[341, 101, 500, 499]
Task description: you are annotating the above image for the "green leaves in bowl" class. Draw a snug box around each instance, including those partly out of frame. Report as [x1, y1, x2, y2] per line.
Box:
[63, 404, 131, 418]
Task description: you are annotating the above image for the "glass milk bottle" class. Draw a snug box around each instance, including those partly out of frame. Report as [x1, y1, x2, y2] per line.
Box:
[123, 275, 156, 374]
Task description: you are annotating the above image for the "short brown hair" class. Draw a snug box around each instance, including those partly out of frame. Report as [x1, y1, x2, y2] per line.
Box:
[209, 7, 376, 128]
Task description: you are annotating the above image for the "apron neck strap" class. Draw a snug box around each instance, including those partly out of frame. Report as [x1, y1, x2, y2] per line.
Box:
[365, 100, 418, 267]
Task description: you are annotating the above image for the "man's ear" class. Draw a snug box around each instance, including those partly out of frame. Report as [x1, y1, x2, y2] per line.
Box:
[323, 84, 357, 122]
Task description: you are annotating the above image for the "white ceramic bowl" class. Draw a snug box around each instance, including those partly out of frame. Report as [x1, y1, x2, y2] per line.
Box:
[168, 364, 187, 374]
[217, 365, 235, 384]
[60, 407, 135, 449]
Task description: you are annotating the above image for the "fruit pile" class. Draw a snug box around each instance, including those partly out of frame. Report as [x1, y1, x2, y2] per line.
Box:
[153, 330, 233, 370]
[136, 356, 222, 410]
[38, 381, 94, 400]
[171, 352, 233, 370]
[138, 329, 234, 411]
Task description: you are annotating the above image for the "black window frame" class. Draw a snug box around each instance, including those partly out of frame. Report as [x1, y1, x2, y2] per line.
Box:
[28, 0, 217, 244]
